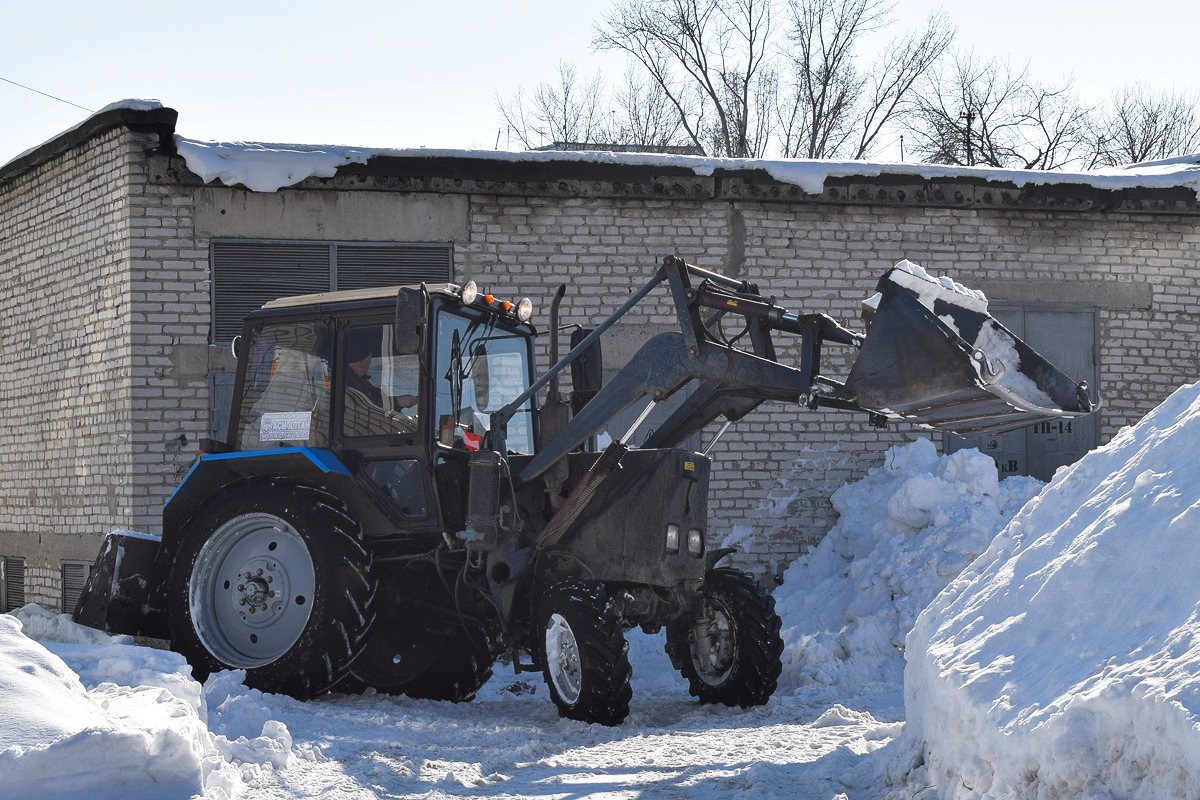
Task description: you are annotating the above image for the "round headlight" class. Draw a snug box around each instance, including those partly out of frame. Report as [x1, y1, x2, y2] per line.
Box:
[516, 297, 533, 323]
[461, 281, 478, 305]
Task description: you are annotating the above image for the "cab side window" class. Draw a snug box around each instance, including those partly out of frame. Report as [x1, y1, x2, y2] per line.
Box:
[341, 325, 421, 438]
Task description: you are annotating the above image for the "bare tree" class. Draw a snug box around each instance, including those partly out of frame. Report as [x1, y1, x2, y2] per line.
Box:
[496, 61, 610, 149]
[907, 51, 1091, 170]
[593, 0, 775, 157]
[776, 0, 952, 159]
[1087, 84, 1200, 167]
[609, 65, 693, 148]
[852, 9, 953, 158]
[1017, 83, 1092, 170]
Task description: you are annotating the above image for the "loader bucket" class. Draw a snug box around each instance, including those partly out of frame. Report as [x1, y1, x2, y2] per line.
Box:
[845, 265, 1096, 435]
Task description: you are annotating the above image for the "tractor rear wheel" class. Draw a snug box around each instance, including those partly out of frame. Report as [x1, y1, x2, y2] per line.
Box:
[165, 479, 377, 699]
[399, 629, 498, 702]
[343, 564, 499, 702]
[665, 568, 783, 707]
[538, 580, 631, 726]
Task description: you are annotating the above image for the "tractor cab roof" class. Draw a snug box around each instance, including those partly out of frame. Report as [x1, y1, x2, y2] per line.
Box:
[259, 283, 462, 312]
[251, 282, 538, 332]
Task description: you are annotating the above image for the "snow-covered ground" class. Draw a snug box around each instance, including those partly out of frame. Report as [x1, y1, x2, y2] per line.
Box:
[5, 383, 1200, 798]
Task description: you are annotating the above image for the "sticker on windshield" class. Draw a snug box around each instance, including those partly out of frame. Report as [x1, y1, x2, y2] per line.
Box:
[260, 411, 312, 442]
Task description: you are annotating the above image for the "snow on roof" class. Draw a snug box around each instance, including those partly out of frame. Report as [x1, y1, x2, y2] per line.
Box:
[174, 133, 1200, 199]
[7, 101, 1199, 199]
[6, 99, 164, 167]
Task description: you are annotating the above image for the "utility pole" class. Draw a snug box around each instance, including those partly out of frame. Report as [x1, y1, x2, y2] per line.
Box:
[959, 109, 975, 166]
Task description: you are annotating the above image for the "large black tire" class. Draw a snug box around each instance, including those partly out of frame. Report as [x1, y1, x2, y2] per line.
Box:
[538, 580, 631, 726]
[342, 562, 499, 702]
[399, 628, 498, 702]
[665, 568, 783, 707]
[164, 479, 378, 699]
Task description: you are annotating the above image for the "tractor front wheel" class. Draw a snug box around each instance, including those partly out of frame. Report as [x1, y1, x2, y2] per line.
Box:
[538, 580, 631, 726]
[165, 479, 377, 699]
[666, 568, 783, 707]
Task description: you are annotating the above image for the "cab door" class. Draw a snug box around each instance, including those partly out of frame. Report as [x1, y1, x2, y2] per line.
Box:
[331, 318, 439, 534]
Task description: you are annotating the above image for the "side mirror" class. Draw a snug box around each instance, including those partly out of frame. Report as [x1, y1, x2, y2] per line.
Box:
[394, 287, 425, 355]
[569, 328, 603, 414]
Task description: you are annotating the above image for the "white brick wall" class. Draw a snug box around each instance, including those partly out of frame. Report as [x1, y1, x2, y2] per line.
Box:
[459, 195, 1198, 576]
[127, 174, 211, 533]
[3, 134, 1199, 595]
[0, 129, 144, 607]
[0, 129, 142, 607]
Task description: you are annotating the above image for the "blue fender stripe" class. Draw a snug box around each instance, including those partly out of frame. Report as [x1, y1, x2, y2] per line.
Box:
[165, 447, 351, 508]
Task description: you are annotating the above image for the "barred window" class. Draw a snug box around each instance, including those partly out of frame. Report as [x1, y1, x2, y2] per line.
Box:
[211, 240, 452, 343]
[1, 556, 25, 613]
[61, 560, 92, 615]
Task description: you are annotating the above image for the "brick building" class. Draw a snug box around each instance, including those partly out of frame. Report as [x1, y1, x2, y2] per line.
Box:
[2, 102, 1198, 611]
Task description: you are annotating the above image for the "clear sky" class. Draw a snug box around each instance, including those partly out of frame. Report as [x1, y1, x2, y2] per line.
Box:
[1, 0, 1196, 167]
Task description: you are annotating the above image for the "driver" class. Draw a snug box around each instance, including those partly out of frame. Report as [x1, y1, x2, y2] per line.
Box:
[346, 330, 417, 410]
[343, 328, 418, 436]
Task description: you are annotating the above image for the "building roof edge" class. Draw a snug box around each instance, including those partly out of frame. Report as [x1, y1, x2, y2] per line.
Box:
[0, 104, 178, 187]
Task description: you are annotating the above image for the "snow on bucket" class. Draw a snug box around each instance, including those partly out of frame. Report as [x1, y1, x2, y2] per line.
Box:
[847, 261, 1096, 435]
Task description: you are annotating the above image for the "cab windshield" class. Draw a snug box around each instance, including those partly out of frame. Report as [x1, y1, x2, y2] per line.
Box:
[433, 306, 534, 454]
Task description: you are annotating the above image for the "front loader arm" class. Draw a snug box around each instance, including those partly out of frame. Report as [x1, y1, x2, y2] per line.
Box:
[515, 331, 809, 484]
[497, 254, 1099, 490]
[509, 256, 868, 485]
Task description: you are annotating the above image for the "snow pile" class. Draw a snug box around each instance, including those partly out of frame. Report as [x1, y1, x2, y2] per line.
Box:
[772, 439, 1042, 698]
[903, 380, 1200, 799]
[201, 670, 320, 769]
[0, 607, 256, 799]
[0, 612, 224, 798]
[11, 602, 133, 646]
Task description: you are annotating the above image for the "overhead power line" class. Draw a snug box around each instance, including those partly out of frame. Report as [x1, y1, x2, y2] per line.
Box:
[0, 76, 95, 113]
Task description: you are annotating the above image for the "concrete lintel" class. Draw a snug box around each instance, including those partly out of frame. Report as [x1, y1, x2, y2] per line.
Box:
[194, 187, 470, 243]
[975, 279, 1154, 310]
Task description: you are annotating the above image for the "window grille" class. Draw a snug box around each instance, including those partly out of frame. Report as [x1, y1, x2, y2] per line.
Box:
[61, 560, 92, 616]
[1, 556, 26, 613]
[211, 240, 453, 343]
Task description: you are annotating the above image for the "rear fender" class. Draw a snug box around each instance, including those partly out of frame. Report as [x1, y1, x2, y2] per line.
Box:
[162, 447, 363, 551]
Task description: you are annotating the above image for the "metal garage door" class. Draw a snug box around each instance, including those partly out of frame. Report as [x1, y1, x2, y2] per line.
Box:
[945, 303, 1100, 482]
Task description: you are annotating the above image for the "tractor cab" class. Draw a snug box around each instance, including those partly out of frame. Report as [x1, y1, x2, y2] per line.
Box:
[223, 283, 538, 541]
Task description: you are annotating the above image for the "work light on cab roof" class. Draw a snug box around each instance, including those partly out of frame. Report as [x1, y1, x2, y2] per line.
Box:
[459, 280, 534, 322]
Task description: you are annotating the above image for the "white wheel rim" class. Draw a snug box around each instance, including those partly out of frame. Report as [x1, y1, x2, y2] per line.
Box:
[189, 513, 316, 668]
[692, 600, 737, 686]
[545, 612, 583, 705]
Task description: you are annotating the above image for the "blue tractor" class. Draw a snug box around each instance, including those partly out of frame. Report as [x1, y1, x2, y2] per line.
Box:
[74, 256, 1096, 724]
